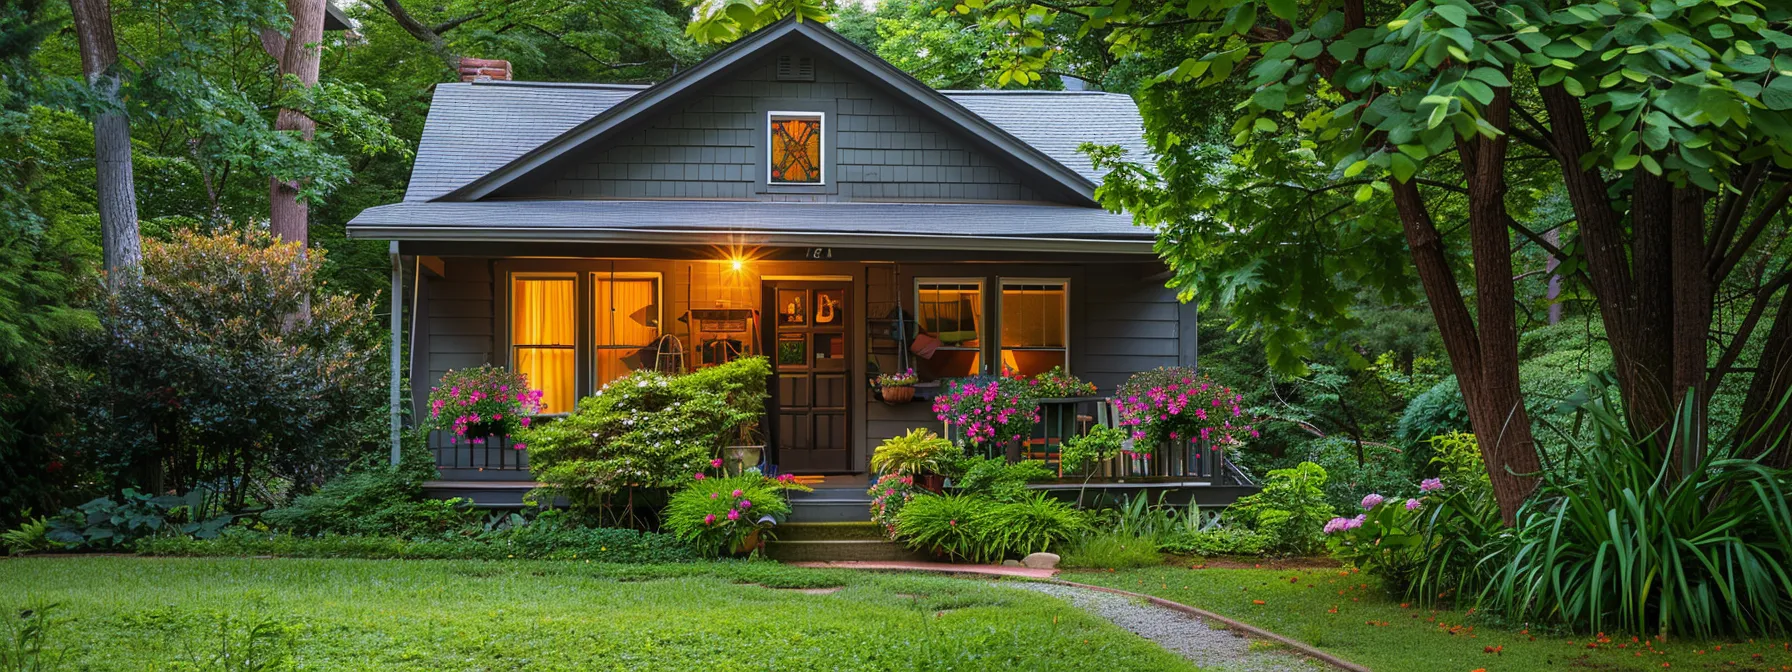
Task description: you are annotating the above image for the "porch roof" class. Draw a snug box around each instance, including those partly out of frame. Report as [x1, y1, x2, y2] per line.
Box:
[345, 199, 1155, 254]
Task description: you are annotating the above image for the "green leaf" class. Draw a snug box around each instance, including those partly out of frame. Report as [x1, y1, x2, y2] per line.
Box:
[1389, 152, 1419, 182]
[1434, 5, 1468, 26]
[1266, 0, 1297, 20]
[1562, 76, 1585, 96]
[1354, 184, 1374, 202]
[1328, 41, 1360, 62]
[1764, 78, 1792, 111]
[1466, 67, 1511, 87]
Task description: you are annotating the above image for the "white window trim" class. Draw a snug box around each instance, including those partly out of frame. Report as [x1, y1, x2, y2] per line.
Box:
[997, 278, 1071, 375]
[766, 111, 826, 186]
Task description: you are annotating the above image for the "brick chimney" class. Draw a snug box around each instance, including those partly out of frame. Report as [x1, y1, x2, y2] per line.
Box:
[459, 57, 511, 82]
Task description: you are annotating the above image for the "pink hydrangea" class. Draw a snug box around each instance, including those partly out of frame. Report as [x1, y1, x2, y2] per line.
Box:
[1323, 517, 1351, 534]
[1361, 493, 1385, 510]
[1419, 478, 1444, 493]
[1405, 498, 1422, 511]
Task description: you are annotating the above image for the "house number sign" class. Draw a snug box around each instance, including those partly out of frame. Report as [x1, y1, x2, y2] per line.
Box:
[805, 247, 833, 259]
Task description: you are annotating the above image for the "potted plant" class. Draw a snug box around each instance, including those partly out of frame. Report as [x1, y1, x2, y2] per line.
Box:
[663, 470, 812, 557]
[1028, 366, 1097, 399]
[932, 375, 1040, 459]
[875, 368, 919, 404]
[1115, 366, 1257, 447]
[722, 421, 766, 476]
[426, 366, 545, 447]
[869, 428, 956, 492]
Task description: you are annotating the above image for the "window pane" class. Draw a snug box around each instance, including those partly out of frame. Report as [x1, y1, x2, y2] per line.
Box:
[770, 116, 822, 184]
[918, 283, 981, 347]
[513, 279, 574, 346]
[593, 349, 640, 390]
[1001, 282, 1068, 378]
[1001, 284, 1065, 347]
[515, 347, 574, 414]
[512, 277, 575, 413]
[594, 277, 658, 347]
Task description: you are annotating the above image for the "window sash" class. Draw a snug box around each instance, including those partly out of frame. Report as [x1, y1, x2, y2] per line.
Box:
[999, 280, 1069, 377]
[916, 280, 983, 351]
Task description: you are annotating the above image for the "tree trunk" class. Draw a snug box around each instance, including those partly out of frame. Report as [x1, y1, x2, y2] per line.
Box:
[1739, 291, 1792, 468]
[67, 0, 141, 281]
[1669, 186, 1711, 466]
[1544, 227, 1563, 325]
[265, 0, 326, 247]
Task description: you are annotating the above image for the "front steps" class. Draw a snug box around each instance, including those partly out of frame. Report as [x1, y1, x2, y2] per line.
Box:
[764, 522, 932, 563]
[785, 486, 875, 523]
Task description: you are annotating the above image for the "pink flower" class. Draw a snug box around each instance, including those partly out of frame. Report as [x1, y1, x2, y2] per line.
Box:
[1361, 493, 1385, 510]
[1405, 498, 1422, 511]
[726, 509, 741, 521]
[1323, 517, 1350, 534]
[710, 458, 723, 468]
[709, 492, 718, 500]
[1419, 478, 1444, 493]
[732, 489, 743, 497]
[693, 473, 706, 480]
[738, 500, 752, 509]
[703, 514, 716, 525]
[1345, 514, 1366, 530]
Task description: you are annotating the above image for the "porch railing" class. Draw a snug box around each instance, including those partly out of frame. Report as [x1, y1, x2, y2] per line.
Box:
[428, 413, 566, 473]
[944, 397, 1254, 486]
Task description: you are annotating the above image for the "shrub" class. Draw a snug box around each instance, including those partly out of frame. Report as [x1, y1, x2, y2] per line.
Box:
[979, 492, 1086, 557]
[1480, 398, 1792, 638]
[1228, 461, 1335, 555]
[869, 428, 956, 476]
[894, 494, 996, 562]
[44, 489, 234, 550]
[1116, 367, 1256, 446]
[1060, 425, 1127, 473]
[521, 357, 769, 507]
[932, 375, 1039, 454]
[1061, 531, 1164, 569]
[1, 514, 51, 555]
[894, 492, 1083, 563]
[139, 525, 697, 563]
[260, 452, 473, 539]
[426, 367, 544, 442]
[661, 472, 807, 557]
[1288, 436, 1417, 513]
[1161, 528, 1270, 556]
[67, 231, 384, 511]
[946, 456, 1054, 502]
[867, 473, 920, 538]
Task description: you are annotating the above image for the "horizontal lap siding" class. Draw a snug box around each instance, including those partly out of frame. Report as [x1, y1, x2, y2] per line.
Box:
[426, 259, 495, 388]
[1075, 264, 1190, 393]
[503, 46, 1042, 203]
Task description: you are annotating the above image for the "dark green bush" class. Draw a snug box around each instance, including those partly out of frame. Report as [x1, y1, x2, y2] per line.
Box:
[946, 456, 1054, 502]
[260, 456, 474, 539]
[1227, 461, 1335, 555]
[139, 523, 698, 563]
[894, 492, 1083, 563]
[1161, 528, 1270, 556]
[1288, 436, 1416, 513]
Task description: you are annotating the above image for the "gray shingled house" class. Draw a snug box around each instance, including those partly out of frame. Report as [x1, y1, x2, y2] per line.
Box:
[348, 18, 1243, 509]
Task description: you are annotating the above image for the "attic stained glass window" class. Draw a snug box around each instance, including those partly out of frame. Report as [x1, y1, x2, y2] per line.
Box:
[768, 113, 823, 184]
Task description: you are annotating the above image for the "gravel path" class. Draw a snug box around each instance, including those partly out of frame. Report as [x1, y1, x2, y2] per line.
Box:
[1007, 582, 1329, 672]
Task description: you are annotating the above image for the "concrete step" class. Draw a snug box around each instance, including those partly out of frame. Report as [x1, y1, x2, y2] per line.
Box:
[763, 539, 934, 563]
[774, 522, 888, 542]
[786, 486, 873, 523]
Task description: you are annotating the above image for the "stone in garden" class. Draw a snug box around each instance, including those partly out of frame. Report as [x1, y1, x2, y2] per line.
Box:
[1002, 560, 1023, 567]
[1021, 552, 1060, 569]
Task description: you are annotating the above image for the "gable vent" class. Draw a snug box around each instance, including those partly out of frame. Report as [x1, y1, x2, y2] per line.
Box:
[776, 55, 815, 82]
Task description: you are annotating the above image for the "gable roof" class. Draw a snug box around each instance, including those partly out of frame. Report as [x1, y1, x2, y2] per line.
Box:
[435, 18, 1119, 206]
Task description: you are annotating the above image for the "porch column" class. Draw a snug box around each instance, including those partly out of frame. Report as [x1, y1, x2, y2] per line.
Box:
[389, 241, 403, 465]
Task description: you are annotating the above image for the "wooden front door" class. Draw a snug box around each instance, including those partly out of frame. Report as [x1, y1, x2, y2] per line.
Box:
[765, 280, 852, 473]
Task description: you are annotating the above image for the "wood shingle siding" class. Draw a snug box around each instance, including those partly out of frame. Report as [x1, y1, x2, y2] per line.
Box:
[497, 47, 1043, 204]
[424, 258, 494, 392]
[1075, 264, 1190, 393]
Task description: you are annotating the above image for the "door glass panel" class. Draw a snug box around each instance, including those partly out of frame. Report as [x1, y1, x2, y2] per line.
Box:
[814, 289, 845, 326]
[776, 289, 808, 327]
[777, 334, 807, 366]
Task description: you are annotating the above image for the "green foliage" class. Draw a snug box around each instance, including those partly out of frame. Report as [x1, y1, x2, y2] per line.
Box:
[866, 473, 920, 538]
[869, 428, 956, 476]
[1060, 425, 1127, 472]
[141, 524, 699, 563]
[1228, 462, 1335, 555]
[686, 0, 831, 44]
[1481, 396, 1792, 638]
[661, 472, 805, 557]
[44, 489, 234, 550]
[0, 514, 50, 556]
[69, 232, 384, 511]
[1160, 528, 1269, 557]
[894, 492, 1084, 563]
[425, 366, 545, 440]
[261, 461, 480, 539]
[1061, 531, 1165, 569]
[1287, 436, 1416, 514]
[1325, 499, 1427, 594]
[1029, 366, 1097, 398]
[946, 456, 1054, 502]
[0, 601, 64, 672]
[521, 357, 769, 507]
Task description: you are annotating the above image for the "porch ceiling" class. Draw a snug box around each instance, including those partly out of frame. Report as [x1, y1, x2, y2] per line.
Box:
[346, 200, 1157, 254]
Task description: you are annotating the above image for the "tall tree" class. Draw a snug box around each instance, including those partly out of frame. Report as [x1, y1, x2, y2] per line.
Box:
[978, 0, 1792, 516]
[261, 0, 327, 247]
[65, 0, 140, 279]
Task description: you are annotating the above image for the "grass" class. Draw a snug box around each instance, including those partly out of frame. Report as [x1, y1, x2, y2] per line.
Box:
[1059, 531, 1164, 570]
[0, 557, 1199, 671]
[1070, 564, 1792, 672]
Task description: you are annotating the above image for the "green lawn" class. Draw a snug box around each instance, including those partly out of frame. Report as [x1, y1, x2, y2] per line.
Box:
[0, 557, 1196, 671]
[1072, 564, 1792, 672]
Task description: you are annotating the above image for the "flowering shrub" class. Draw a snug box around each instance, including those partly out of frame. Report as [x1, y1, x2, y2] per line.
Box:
[932, 375, 1039, 452]
[875, 368, 918, 388]
[867, 473, 919, 538]
[1324, 493, 1426, 591]
[427, 367, 544, 444]
[1323, 468, 1503, 603]
[661, 472, 809, 557]
[1029, 366, 1096, 398]
[520, 357, 769, 508]
[1227, 461, 1334, 555]
[1115, 367, 1255, 447]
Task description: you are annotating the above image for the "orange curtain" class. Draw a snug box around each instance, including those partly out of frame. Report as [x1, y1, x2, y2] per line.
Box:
[513, 278, 575, 414]
[593, 277, 658, 387]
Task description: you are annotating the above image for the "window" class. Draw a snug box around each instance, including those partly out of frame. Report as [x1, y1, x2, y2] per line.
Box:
[768, 112, 823, 184]
[1001, 281, 1068, 377]
[592, 272, 661, 388]
[511, 276, 576, 414]
[916, 280, 983, 378]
